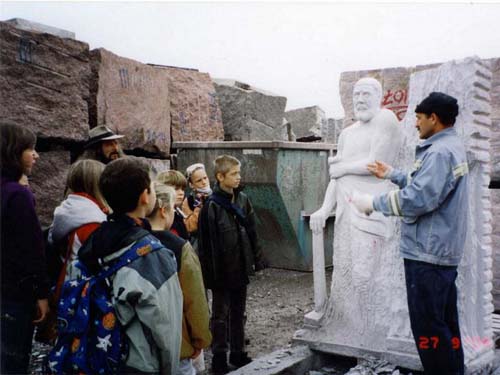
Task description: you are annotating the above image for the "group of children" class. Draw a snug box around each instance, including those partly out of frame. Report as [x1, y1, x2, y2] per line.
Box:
[0, 122, 266, 375]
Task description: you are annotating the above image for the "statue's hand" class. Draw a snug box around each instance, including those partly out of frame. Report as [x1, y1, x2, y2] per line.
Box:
[351, 191, 374, 215]
[367, 160, 393, 179]
[310, 209, 327, 234]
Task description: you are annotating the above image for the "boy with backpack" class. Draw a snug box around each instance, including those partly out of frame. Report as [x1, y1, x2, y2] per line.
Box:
[198, 155, 266, 374]
[49, 157, 183, 374]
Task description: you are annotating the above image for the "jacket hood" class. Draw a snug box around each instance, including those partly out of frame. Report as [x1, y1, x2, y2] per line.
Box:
[49, 194, 107, 243]
[78, 214, 151, 274]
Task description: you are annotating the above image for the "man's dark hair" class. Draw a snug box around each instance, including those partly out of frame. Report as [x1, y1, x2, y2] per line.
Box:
[99, 157, 151, 215]
[0, 122, 36, 180]
[415, 92, 459, 126]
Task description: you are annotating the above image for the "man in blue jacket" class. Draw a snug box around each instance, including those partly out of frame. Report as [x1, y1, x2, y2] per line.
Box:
[352, 92, 468, 375]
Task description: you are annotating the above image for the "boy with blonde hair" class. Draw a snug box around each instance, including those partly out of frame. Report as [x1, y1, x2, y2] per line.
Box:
[198, 155, 266, 374]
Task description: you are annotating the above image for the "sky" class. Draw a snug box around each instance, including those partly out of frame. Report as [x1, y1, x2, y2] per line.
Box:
[2, 1, 500, 119]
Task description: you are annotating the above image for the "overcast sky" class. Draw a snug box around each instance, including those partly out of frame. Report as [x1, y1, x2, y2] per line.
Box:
[2, 1, 500, 118]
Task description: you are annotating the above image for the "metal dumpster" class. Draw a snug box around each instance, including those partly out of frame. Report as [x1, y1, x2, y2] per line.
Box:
[174, 141, 336, 271]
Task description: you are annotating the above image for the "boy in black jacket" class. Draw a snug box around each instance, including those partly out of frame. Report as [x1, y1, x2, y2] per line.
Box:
[198, 155, 266, 374]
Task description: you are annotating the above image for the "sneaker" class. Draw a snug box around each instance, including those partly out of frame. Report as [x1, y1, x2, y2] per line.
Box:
[212, 352, 229, 374]
[229, 351, 253, 368]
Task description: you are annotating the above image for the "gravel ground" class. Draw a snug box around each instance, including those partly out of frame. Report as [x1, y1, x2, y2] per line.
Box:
[30, 267, 500, 374]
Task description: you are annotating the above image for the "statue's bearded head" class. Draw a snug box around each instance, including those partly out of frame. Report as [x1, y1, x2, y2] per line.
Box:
[353, 78, 382, 123]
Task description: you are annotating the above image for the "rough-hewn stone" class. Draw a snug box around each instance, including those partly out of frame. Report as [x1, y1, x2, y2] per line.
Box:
[89, 48, 171, 156]
[492, 188, 500, 310]
[152, 66, 224, 142]
[213, 79, 287, 141]
[284, 106, 325, 139]
[486, 58, 500, 181]
[29, 151, 71, 227]
[4, 18, 75, 39]
[0, 21, 90, 142]
[136, 157, 170, 178]
[322, 118, 343, 144]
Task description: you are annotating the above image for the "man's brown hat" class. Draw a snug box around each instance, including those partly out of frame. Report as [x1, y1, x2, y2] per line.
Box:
[84, 125, 124, 149]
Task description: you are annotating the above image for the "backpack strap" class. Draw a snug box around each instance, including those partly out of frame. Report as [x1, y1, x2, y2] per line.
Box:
[95, 235, 164, 282]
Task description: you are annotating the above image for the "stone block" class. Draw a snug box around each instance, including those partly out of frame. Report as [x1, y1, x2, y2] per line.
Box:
[29, 151, 71, 227]
[89, 48, 170, 155]
[4, 18, 75, 39]
[152, 65, 224, 142]
[213, 79, 287, 141]
[492, 189, 500, 310]
[284, 106, 325, 139]
[136, 157, 170, 179]
[487, 58, 500, 120]
[0, 21, 90, 142]
[323, 118, 343, 144]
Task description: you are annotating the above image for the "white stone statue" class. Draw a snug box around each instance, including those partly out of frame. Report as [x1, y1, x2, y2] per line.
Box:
[309, 77, 403, 349]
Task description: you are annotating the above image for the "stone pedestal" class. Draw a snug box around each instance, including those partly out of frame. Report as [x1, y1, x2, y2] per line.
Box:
[296, 57, 495, 373]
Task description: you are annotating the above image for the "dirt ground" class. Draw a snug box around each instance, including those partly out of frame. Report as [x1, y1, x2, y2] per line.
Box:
[244, 267, 327, 359]
[31, 267, 500, 374]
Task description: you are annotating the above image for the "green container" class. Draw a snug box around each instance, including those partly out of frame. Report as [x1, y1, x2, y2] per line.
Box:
[174, 141, 336, 271]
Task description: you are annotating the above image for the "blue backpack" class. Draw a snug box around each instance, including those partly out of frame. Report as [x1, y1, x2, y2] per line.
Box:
[46, 234, 163, 374]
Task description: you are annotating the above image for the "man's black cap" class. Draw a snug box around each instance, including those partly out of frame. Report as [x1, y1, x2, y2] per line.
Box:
[415, 92, 459, 126]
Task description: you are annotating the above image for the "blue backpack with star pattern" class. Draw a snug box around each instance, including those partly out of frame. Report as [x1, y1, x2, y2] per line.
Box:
[46, 234, 163, 374]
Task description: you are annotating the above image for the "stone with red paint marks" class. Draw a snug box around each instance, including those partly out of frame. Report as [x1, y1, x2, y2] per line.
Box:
[89, 48, 171, 156]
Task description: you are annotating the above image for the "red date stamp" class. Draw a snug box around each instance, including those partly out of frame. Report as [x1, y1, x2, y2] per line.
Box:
[418, 336, 461, 350]
[418, 336, 492, 350]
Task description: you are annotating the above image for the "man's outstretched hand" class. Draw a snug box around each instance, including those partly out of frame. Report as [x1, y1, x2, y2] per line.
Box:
[367, 160, 393, 179]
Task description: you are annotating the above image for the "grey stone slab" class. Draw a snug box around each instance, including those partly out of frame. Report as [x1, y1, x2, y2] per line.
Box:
[285, 106, 325, 139]
[0, 21, 90, 142]
[213, 79, 287, 141]
[492, 189, 500, 310]
[136, 157, 170, 178]
[4, 18, 75, 39]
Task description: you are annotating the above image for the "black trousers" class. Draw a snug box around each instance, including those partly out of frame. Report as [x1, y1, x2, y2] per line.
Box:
[404, 258, 464, 375]
[0, 299, 35, 374]
[211, 287, 247, 355]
